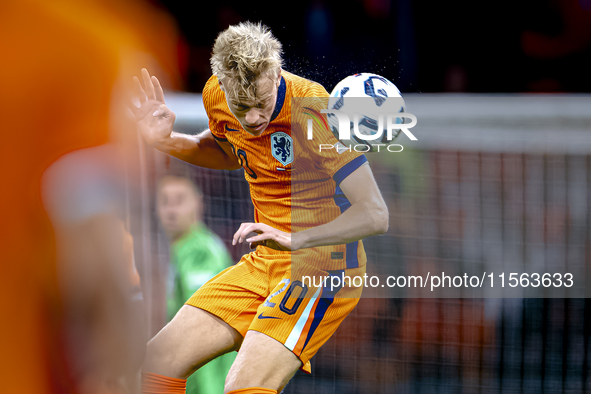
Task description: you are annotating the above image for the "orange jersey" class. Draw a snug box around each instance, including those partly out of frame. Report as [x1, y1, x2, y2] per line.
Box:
[202, 71, 368, 270]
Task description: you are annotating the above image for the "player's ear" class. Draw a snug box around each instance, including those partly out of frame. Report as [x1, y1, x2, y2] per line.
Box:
[218, 80, 225, 92]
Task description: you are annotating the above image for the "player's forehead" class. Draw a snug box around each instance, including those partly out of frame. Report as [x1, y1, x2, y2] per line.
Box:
[225, 76, 277, 106]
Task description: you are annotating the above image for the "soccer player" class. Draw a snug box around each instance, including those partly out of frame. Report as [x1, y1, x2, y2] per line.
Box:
[132, 22, 389, 394]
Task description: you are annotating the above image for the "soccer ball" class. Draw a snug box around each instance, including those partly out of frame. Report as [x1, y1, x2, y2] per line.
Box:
[327, 73, 405, 152]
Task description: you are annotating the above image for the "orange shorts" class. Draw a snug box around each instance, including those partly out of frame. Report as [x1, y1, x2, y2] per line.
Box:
[185, 248, 364, 373]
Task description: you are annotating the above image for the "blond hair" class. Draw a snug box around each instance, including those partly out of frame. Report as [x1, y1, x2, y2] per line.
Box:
[210, 21, 283, 100]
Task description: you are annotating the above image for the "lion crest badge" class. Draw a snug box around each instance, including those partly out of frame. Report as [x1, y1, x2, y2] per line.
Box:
[271, 132, 293, 166]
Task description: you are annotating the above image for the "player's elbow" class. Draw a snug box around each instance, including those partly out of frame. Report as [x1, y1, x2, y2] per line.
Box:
[366, 199, 389, 236]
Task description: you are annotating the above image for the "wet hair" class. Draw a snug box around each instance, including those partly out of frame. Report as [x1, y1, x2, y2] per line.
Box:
[210, 21, 283, 100]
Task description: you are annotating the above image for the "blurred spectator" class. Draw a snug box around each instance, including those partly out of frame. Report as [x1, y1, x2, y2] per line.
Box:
[156, 175, 236, 393]
[42, 146, 147, 394]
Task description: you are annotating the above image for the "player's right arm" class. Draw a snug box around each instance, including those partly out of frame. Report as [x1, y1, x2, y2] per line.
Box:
[130, 68, 240, 170]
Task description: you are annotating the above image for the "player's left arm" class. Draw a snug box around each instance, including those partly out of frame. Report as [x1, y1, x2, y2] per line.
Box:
[295, 161, 388, 249]
[233, 162, 388, 250]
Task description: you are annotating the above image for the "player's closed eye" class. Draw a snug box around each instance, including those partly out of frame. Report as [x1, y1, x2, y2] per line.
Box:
[235, 102, 265, 111]
[234, 104, 249, 111]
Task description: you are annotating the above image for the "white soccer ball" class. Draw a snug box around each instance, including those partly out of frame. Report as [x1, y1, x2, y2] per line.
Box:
[327, 73, 405, 152]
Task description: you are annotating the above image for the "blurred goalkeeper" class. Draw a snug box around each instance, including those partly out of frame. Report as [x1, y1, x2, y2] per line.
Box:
[157, 175, 236, 393]
[131, 22, 388, 394]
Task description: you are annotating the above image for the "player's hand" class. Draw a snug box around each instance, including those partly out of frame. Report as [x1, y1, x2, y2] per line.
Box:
[128, 68, 175, 146]
[232, 222, 293, 251]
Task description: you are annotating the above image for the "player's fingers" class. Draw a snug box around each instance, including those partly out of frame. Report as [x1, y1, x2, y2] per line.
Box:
[245, 233, 268, 243]
[151, 103, 169, 117]
[232, 223, 252, 245]
[132, 76, 147, 104]
[128, 100, 140, 116]
[238, 226, 260, 244]
[236, 225, 263, 245]
[151, 76, 166, 103]
[242, 223, 267, 241]
[141, 68, 156, 100]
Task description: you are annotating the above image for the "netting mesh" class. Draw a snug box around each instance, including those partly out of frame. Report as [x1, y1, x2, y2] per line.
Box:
[131, 94, 591, 392]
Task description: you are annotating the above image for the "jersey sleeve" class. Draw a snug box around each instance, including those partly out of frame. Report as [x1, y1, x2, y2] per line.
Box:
[201, 76, 227, 141]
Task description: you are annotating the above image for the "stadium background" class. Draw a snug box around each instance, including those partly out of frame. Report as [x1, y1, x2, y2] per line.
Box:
[126, 0, 591, 392]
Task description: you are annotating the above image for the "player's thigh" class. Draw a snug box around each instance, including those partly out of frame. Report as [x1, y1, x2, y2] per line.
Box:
[247, 266, 363, 374]
[142, 305, 242, 379]
[224, 330, 301, 393]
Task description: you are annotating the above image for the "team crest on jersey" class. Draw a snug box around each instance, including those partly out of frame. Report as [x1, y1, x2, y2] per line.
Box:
[271, 132, 293, 166]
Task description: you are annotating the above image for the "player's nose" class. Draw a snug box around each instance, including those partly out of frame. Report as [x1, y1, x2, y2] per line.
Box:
[244, 108, 260, 125]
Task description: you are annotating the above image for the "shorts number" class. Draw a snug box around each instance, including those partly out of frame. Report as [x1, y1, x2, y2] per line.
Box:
[279, 281, 308, 315]
[262, 280, 309, 316]
[263, 279, 290, 308]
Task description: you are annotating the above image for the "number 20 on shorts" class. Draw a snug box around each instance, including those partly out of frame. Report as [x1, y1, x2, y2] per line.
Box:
[263, 279, 309, 315]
